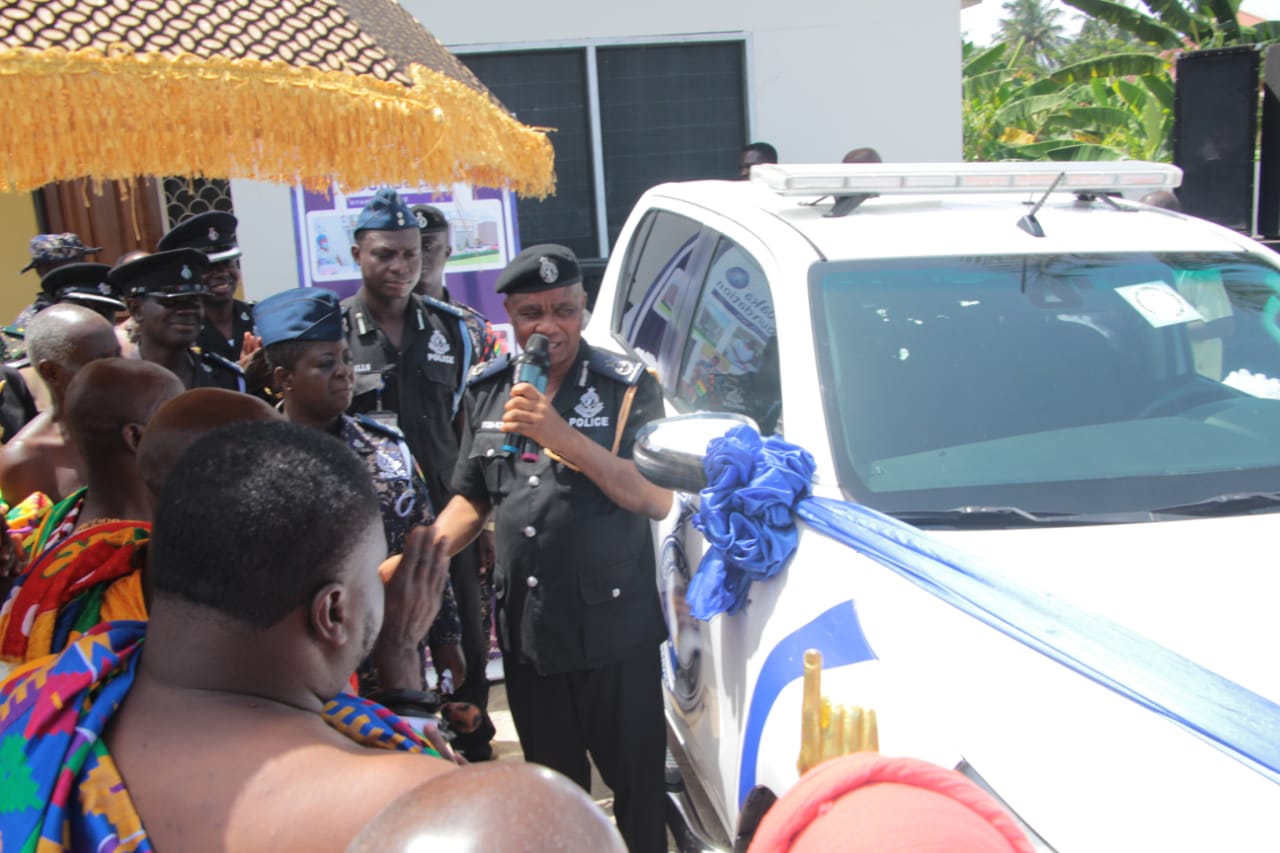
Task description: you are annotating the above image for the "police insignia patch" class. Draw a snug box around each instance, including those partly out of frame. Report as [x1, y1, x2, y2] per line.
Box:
[539, 256, 558, 283]
[208, 227, 219, 241]
[180, 265, 192, 280]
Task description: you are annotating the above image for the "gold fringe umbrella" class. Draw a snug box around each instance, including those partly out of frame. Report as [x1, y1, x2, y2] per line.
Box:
[0, 0, 555, 197]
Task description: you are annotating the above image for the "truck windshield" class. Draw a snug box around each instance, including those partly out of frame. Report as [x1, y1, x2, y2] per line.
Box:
[810, 252, 1280, 519]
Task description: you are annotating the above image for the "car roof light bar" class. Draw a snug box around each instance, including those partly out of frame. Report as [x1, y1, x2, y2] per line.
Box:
[751, 162, 1182, 197]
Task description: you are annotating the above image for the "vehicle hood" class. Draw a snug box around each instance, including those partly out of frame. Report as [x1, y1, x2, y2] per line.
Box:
[930, 513, 1280, 704]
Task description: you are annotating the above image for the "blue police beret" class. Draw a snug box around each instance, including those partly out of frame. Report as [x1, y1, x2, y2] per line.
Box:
[109, 249, 210, 299]
[354, 188, 417, 235]
[157, 211, 241, 262]
[495, 244, 582, 295]
[39, 262, 125, 312]
[252, 288, 344, 346]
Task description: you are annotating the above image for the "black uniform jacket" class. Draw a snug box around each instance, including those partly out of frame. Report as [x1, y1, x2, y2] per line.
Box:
[343, 292, 475, 511]
[451, 341, 668, 676]
[196, 298, 255, 362]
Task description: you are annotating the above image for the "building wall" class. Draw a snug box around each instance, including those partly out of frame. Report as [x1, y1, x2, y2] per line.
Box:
[404, 0, 963, 164]
[229, 179, 299, 301]
[0, 191, 41, 327]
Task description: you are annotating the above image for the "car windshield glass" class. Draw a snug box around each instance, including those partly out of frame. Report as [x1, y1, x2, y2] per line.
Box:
[810, 252, 1280, 519]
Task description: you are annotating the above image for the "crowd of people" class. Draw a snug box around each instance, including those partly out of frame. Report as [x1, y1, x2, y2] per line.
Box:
[0, 184, 1035, 853]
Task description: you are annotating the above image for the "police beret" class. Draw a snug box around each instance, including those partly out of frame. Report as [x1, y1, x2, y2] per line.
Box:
[20, 233, 101, 273]
[354, 188, 417, 235]
[109, 249, 210, 299]
[495, 244, 582, 295]
[411, 204, 449, 234]
[39, 263, 125, 312]
[252, 288, 343, 346]
[157, 211, 241, 263]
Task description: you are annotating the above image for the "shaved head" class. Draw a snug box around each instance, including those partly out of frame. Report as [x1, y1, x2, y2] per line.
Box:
[26, 303, 122, 407]
[136, 389, 281, 498]
[63, 358, 184, 459]
[347, 763, 627, 853]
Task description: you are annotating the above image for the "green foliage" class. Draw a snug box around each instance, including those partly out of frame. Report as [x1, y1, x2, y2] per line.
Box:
[964, 0, 1280, 163]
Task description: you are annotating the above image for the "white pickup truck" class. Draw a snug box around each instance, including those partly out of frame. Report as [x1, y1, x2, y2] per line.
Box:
[585, 162, 1280, 852]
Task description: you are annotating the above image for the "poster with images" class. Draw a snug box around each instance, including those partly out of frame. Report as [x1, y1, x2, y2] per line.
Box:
[291, 183, 520, 346]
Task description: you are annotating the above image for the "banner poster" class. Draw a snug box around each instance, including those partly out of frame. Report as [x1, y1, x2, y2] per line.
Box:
[291, 183, 520, 352]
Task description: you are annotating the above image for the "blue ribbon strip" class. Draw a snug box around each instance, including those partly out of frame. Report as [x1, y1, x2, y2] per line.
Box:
[690, 426, 1280, 787]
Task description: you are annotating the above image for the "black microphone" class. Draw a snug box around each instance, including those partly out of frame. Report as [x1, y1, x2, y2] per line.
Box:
[502, 333, 550, 461]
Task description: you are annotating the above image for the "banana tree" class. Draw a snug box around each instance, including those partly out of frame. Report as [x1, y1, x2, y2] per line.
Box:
[1060, 0, 1280, 49]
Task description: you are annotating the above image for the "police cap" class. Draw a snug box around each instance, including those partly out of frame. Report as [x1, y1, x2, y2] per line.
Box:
[39, 263, 126, 312]
[157, 211, 242, 263]
[411, 204, 450, 235]
[495, 244, 582, 295]
[354, 188, 417, 236]
[20, 233, 102, 273]
[252, 288, 343, 346]
[109, 249, 210, 300]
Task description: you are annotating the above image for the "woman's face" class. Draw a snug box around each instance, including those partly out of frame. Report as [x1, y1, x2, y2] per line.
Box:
[282, 340, 354, 422]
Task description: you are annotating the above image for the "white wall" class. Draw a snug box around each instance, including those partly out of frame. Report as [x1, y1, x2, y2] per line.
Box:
[403, 0, 963, 164]
[229, 178, 300, 300]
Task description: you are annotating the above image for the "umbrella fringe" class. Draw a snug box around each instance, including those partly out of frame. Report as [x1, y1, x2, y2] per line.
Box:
[0, 46, 556, 198]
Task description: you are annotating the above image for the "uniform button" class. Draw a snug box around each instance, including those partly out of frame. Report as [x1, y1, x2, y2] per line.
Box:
[528, 474, 540, 487]
[611, 587, 621, 598]
[527, 576, 539, 588]
[523, 525, 536, 538]
[485, 448, 495, 457]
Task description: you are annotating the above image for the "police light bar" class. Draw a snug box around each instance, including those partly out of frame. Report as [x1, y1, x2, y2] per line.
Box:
[750, 161, 1182, 196]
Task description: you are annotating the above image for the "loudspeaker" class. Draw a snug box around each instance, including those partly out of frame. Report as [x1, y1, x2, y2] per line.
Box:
[1174, 47, 1260, 232]
[1257, 45, 1280, 238]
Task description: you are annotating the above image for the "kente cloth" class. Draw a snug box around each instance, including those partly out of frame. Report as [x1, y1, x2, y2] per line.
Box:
[0, 518, 149, 664]
[0, 621, 436, 853]
[21, 488, 85, 564]
[3, 491, 52, 544]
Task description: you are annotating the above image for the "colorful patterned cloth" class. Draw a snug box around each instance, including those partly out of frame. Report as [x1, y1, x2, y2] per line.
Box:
[0, 621, 436, 852]
[0, 510, 149, 665]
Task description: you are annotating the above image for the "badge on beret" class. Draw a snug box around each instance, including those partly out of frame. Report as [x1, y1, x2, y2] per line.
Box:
[539, 257, 558, 283]
[208, 227, 219, 241]
[181, 265, 193, 280]
[415, 210, 428, 229]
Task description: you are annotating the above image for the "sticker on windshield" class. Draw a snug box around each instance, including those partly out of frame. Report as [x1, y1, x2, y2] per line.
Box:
[1115, 282, 1204, 328]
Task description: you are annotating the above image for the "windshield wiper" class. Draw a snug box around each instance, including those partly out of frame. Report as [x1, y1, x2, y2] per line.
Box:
[1150, 492, 1280, 518]
[894, 506, 1091, 529]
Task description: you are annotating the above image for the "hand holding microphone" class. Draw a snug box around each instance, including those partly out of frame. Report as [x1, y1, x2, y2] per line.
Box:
[503, 333, 551, 461]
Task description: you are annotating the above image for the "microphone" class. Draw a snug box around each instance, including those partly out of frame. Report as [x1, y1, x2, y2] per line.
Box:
[503, 333, 550, 461]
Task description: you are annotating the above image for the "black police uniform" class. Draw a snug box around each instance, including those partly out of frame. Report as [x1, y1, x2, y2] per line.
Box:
[0, 365, 37, 443]
[452, 339, 668, 853]
[185, 348, 246, 392]
[196, 298, 255, 362]
[343, 292, 470, 510]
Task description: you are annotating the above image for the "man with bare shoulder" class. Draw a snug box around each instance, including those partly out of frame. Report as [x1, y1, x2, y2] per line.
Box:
[0, 303, 121, 504]
[0, 420, 454, 852]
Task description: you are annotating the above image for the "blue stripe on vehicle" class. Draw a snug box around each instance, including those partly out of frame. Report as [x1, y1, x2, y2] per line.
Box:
[737, 599, 877, 806]
[795, 496, 1280, 784]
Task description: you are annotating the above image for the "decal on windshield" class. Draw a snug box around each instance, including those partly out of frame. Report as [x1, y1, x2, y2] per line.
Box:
[1116, 282, 1204, 328]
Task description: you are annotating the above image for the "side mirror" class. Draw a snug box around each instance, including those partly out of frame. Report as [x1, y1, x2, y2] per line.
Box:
[633, 412, 758, 493]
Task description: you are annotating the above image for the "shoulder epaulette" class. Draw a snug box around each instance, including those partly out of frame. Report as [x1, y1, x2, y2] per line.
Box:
[586, 347, 645, 386]
[420, 294, 465, 319]
[5, 357, 29, 370]
[354, 413, 406, 440]
[201, 350, 246, 375]
[456, 302, 491, 323]
[467, 352, 511, 386]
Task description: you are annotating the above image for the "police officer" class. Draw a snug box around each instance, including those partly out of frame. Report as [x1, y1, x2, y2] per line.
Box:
[110, 249, 246, 392]
[430, 244, 673, 853]
[343, 188, 475, 701]
[5, 233, 104, 361]
[253, 287, 464, 713]
[409, 202, 501, 759]
[157, 211, 255, 363]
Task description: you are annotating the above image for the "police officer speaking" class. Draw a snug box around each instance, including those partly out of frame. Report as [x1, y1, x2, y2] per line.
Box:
[429, 244, 672, 853]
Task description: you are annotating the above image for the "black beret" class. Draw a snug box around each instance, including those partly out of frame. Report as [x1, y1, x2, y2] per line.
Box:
[354, 188, 417, 235]
[252, 288, 343, 346]
[411, 204, 450, 234]
[495, 244, 582, 295]
[109, 249, 210, 299]
[157, 211, 241, 262]
[39, 262, 125, 312]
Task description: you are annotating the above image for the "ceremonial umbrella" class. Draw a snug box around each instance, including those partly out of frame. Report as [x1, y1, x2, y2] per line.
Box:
[0, 0, 554, 196]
